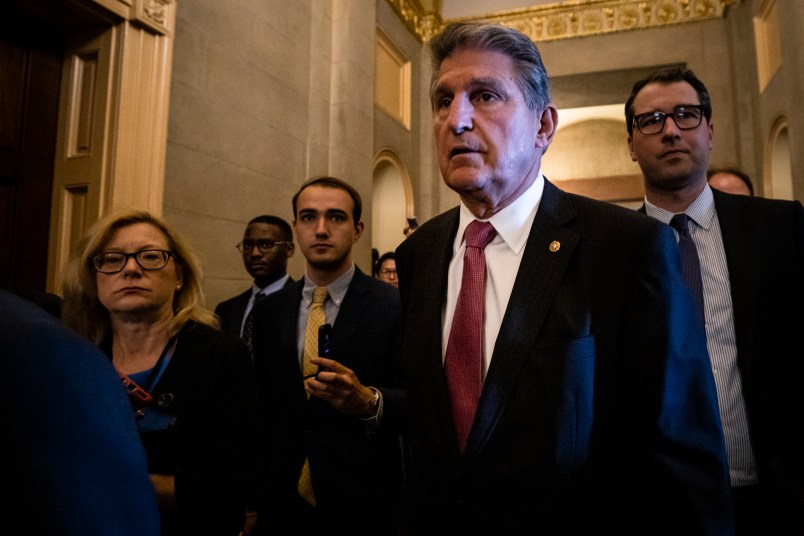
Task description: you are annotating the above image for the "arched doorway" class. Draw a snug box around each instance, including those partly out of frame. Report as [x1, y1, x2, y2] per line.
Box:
[371, 148, 414, 260]
[764, 116, 793, 200]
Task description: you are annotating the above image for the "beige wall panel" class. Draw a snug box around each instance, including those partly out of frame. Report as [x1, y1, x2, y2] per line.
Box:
[45, 0, 175, 293]
[166, 0, 332, 302]
[111, 23, 173, 214]
[544, 119, 640, 181]
[48, 27, 117, 292]
[327, 0, 375, 274]
[540, 19, 740, 165]
[52, 185, 89, 279]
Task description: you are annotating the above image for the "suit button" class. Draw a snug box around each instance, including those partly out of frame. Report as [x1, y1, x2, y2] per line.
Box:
[157, 392, 174, 408]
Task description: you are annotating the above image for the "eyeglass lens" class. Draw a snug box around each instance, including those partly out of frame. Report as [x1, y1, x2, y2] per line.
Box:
[635, 106, 703, 135]
[238, 240, 286, 252]
[92, 250, 171, 273]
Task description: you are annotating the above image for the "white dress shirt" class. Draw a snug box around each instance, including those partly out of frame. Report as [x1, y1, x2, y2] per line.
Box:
[645, 185, 758, 486]
[443, 174, 544, 379]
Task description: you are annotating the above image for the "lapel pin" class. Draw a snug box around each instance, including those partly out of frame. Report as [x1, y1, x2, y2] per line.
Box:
[549, 241, 560, 253]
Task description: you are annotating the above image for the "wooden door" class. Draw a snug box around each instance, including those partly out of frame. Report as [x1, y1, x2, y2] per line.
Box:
[0, 11, 62, 292]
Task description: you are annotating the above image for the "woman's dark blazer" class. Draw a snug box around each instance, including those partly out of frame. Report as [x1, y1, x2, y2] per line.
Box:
[111, 321, 259, 536]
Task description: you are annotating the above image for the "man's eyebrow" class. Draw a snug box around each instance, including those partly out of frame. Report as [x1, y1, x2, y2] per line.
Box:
[466, 76, 506, 91]
[298, 208, 348, 217]
[433, 76, 507, 98]
[636, 103, 702, 114]
[433, 76, 503, 93]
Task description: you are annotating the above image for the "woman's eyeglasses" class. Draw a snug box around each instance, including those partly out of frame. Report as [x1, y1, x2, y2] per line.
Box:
[91, 250, 173, 273]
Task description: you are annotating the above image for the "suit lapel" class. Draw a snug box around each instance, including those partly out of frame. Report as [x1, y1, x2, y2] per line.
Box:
[330, 268, 371, 368]
[275, 281, 306, 386]
[713, 191, 759, 374]
[466, 180, 580, 458]
[402, 209, 462, 462]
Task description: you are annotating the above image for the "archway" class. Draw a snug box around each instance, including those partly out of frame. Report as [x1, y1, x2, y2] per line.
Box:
[371, 148, 414, 260]
[764, 116, 793, 200]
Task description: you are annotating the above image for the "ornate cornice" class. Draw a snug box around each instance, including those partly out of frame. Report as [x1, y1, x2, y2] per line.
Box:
[133, 0, 174, 35]
[385, 0, 444, 43]
[386, 0, 740, 43]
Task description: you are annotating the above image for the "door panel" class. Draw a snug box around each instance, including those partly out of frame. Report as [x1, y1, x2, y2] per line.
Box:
[0, 13, 62, 291]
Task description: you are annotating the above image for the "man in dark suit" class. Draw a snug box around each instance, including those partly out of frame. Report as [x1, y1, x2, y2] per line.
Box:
[1, 289, 160, 535]
[251, 176, 405, 534]
[394, 22, 733, 534]
[215, 215, 295, 348]
[626, 66, 804, 535]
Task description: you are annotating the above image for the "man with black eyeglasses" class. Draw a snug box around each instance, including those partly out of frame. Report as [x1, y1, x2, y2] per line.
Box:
[626, 66, 804, 535]
[214, 215, 295, 349]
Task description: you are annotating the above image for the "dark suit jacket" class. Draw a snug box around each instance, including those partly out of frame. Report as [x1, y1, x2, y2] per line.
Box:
[251, 268, 405, 531]
[703, 189, 803, 534]
[215, 277, 295, 336]
[105, 322, 260, 536]
[1, 289, 160, 535]
[395, 179, 733, 535]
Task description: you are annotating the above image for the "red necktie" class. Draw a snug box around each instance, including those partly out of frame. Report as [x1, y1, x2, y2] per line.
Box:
[444, 220, 497, 454]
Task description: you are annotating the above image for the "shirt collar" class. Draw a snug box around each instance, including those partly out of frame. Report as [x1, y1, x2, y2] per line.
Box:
[644, 184, 715, 230]
[302, 264, 354, 308]
[251, 274, 289, 298]
[455, 173, 544, 254]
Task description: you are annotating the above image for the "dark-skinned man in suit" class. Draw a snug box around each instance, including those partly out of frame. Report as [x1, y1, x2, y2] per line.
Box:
[215, 214, 295, 351]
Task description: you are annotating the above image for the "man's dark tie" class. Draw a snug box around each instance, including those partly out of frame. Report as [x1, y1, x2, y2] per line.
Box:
[444, 220, 497, 454]
[670, 214, 705, 326]
[242, 291, 267, 351]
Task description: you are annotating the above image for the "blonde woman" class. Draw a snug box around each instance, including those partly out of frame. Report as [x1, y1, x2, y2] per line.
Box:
[61, 209, 259, 536]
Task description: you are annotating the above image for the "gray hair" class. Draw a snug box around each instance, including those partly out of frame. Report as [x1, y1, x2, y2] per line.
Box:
[427, 21, 551, 111]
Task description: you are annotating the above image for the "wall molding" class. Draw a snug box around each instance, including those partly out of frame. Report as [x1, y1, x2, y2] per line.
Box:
[387, 0, 740, 43]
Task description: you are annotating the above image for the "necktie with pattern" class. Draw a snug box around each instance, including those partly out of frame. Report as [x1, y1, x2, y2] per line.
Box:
[444, 220, 497, 454]
[297, 285, 328, 506]
[242, 291, 267, 352]
[670, 214, 705, 327]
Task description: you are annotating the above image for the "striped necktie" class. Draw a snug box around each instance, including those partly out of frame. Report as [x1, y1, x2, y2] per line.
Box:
[670, 214, 705, 327]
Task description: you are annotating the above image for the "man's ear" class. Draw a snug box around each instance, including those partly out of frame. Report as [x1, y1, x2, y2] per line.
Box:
[628, 136, 637, 162]
[286, 241, 295, 258]
[535, 104, 558, 151]
[353, 221, 364, 242]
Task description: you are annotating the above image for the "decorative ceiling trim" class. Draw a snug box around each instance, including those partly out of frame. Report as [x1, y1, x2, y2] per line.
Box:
[386, 0, 740, 43]
[384, 0, 444, 43]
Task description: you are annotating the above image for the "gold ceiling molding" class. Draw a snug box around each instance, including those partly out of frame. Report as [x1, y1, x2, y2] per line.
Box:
[386, 0, 740, 43]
